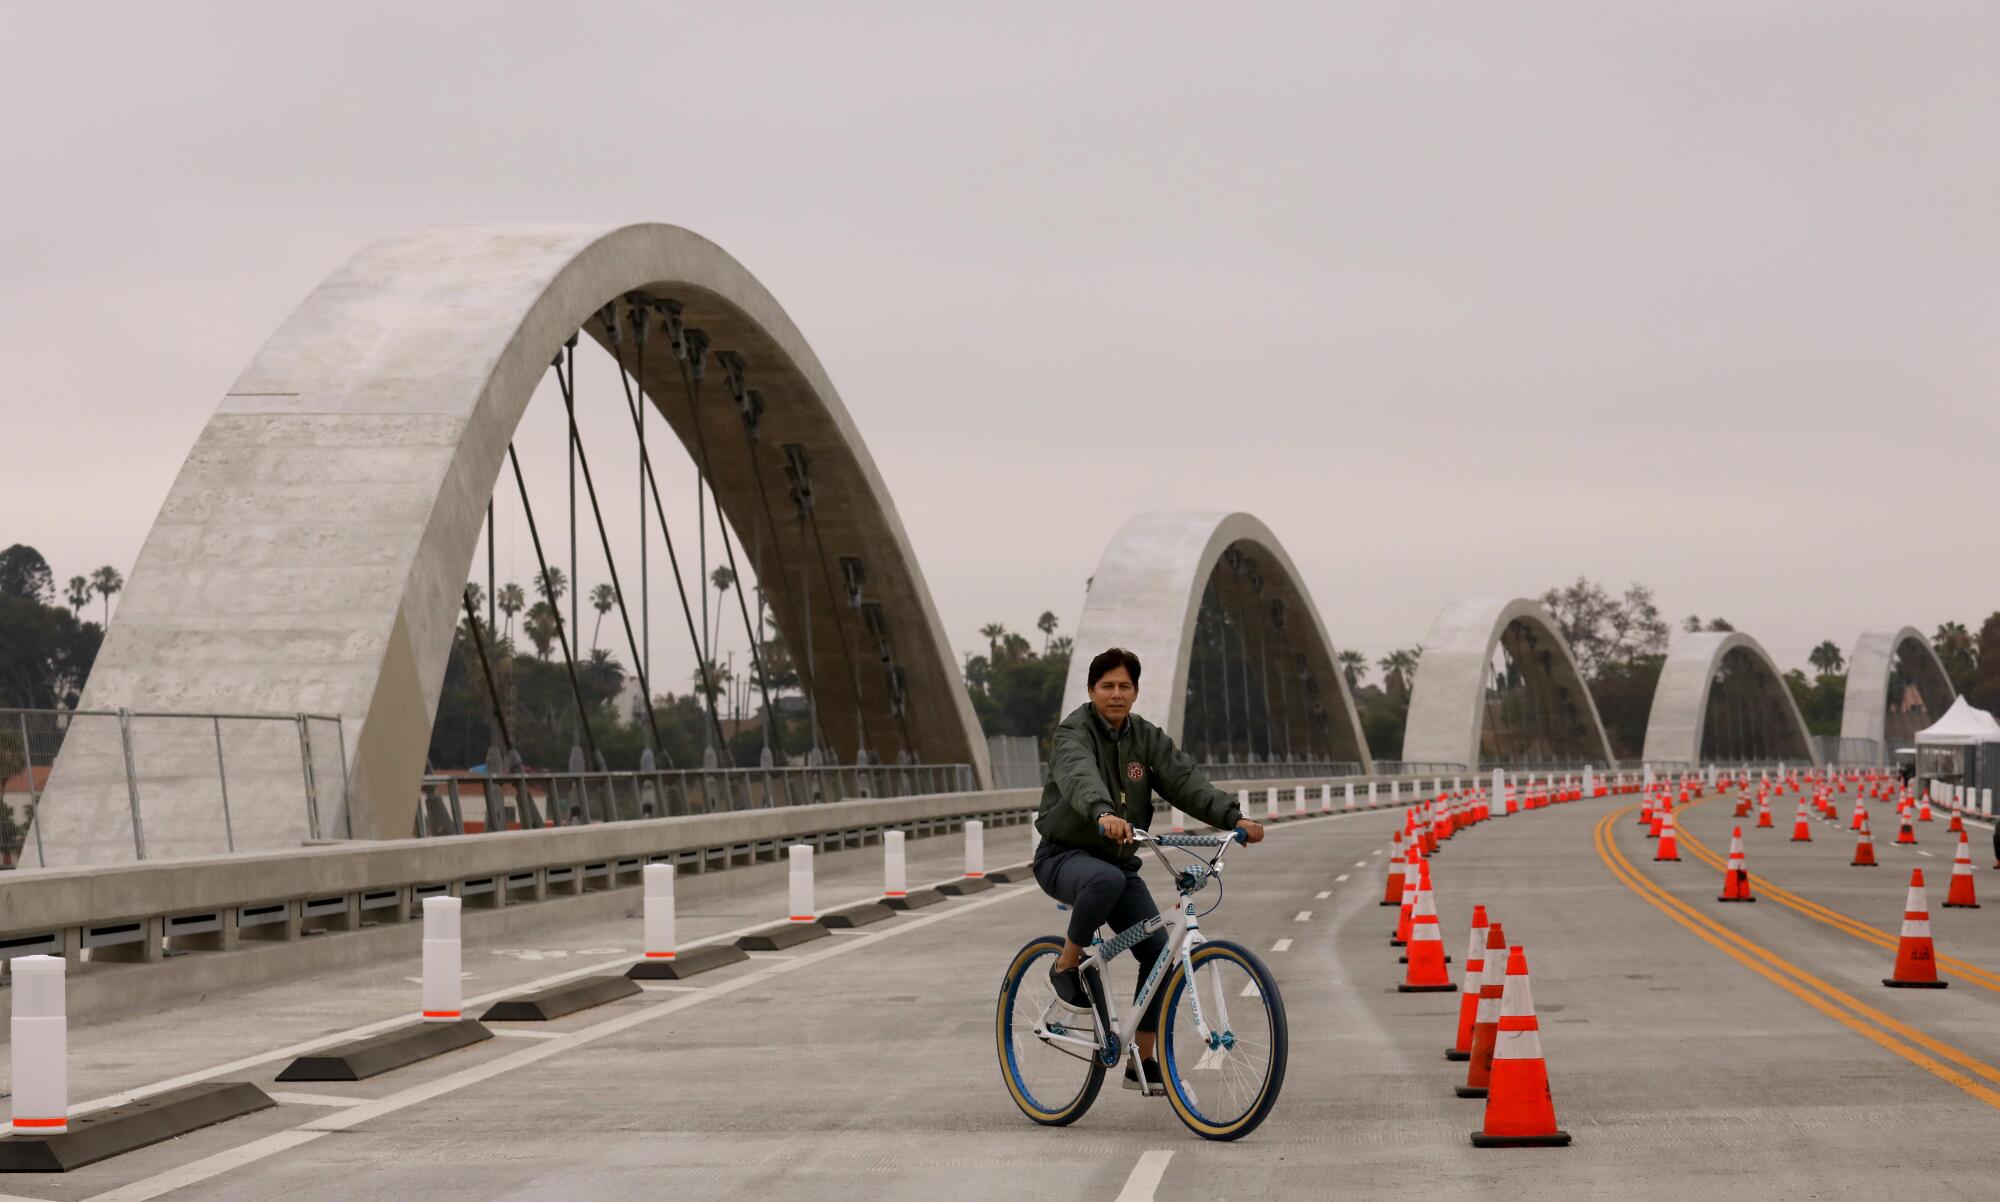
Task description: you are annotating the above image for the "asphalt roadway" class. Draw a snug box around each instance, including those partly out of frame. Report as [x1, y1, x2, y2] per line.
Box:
[3, 778, 1997, 1201]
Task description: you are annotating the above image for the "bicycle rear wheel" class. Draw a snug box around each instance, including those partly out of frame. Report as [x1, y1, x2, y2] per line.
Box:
[1158, 938, 1288, 1140]
[997, 935, 1107, 1126]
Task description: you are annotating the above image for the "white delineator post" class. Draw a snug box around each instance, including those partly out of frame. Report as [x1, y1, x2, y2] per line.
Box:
[1320, 784, 1333, 814]
[964, 819, 985, 879]
[1266, 787, 1281, 821]
[10, 955, 67, 1134]
[422, 896, 463, 1022]
[1344, 782, 1356, 811]
[1295, 787, 1308, 817]
[1169, 808, 1186, 833]
[789, 845, 815, 921]
[1582, 765, 1594, 797]
[642, 862, 677, 960]
[1368, 781, 1378, 807]
[884, 830, 908, 898]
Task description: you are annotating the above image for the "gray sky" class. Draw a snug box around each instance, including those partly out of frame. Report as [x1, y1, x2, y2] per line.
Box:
[4, 2, 1996, 691]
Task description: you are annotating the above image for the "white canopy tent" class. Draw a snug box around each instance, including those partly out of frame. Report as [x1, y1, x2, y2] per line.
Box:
[1913, 696, 2000, 745]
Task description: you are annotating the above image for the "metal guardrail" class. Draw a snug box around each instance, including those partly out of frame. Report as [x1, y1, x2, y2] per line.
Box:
[414, 763, 977, 836]
[1, 707, 349, 868]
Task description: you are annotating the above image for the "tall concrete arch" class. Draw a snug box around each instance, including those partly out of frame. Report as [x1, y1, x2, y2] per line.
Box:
[1059, 512, 1371, 770]
[36, 223, 988, 865]
[1640, 631, 1818, 766]
[1840, 626, 1955, 755]
[1401, 597, 1615, 769]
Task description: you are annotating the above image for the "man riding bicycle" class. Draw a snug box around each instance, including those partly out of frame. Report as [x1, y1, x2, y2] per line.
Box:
[1034, 647, 1265, 1093]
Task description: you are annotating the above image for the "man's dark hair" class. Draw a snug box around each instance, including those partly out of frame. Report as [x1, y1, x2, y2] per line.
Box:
[1087, 647, 1142, 689]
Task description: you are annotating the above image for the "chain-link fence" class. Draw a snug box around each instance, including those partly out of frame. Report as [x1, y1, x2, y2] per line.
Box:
[0, 708, 350, 869]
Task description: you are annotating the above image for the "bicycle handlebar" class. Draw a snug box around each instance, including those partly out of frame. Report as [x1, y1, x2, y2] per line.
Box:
[1138, 830, 1246, 848]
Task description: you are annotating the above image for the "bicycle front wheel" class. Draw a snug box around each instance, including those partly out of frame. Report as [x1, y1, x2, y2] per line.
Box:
[1158, 938, 1288, 1140]
[996, 935, 1107, 1126]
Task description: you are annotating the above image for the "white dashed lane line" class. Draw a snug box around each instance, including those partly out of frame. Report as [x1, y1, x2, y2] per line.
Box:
[1294, 911, 1312, 922]
[1270, 938, 1292, 953]
[1316, 889, 1332, 898]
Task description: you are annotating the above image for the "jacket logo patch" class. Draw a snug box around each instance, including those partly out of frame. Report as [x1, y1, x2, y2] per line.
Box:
[1126, 762, 1144, 782]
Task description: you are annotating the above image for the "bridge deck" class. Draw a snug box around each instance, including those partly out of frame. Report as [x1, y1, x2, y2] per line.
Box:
[3, 785, 1996, 1201]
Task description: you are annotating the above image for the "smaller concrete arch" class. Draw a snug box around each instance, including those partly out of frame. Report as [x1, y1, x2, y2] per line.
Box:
[1840, 626, 1955, 755]
[1640, 631, 1819, 766]
[1059, 512, 1371, 770]
[1401, 598, 1615, 769]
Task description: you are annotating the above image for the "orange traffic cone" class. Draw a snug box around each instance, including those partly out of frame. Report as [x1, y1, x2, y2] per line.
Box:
[1399, 863, 1457, 993]
[1756, 794, 1773, 829]
[1851, 798, 1867, 831]
[1381, 829, 1406, 906]
[1896, 814, 1917, 845]
[1852, 821, 1878, 867]
[1733, 794, 1750, 818]
[1456, 921, 1507, 1099]
[1790, 799, 1812, 843]
[1393, 847, 1420, 945]
[1649, 802, 1665, 839]
[1949, 813, 1965, 835]
[1655, 810, 1680, 862]
[1883, 869, 1948, 989]
[1944, 831, 1980, 909]
[1638, 795, 1653, 828]
[1470, 946, 1572, 1148]
[1446, 905, 1489, 1061]
[1718, 826, 1754, 901]
[1918, 799, 1933, 823]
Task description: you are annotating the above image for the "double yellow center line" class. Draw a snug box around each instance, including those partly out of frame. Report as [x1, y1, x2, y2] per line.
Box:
[1593, 807, 2000, 1110]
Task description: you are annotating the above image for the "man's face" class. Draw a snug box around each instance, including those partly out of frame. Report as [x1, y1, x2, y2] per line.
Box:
[1090, 665, 1138, 726]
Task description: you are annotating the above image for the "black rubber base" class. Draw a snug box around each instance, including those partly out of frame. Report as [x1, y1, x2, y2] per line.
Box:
[1398, 982, 1457, 993]
[938, 876, 996, 897]
[1943, 902, 1982, 909]
[737, 922, 831, 951]
[882, 887, 945, 911]
[1377, 899, 1400, 907]
[1717, 896, 1757, 903]
[985, 863, 1034, 884]
[1883, 978, 1949, 989]
[1390, 937, 1407, 947]
[0, 1082, 274, 1173]
[278, 1020, 491, 1081]
[1454, 1085, 1488, 1099]
[1471, 1129, 1572, 1147]
[1851, 862, 1878, 867]
[1398, 954, 1450, 964]
[817, 901, 896, 928]
[626, 944, 749, 980]
[480, 975, 640, 1021]
[1445, 1048, 1470, 1062]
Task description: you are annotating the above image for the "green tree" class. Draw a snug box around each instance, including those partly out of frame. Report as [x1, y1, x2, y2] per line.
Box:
[523, 601, 558, 660]
[0, 593, 101, 708]
[463, 581, 485, 619]
[64, 575, 90, 618]
[590, 583, 616, 651]
[708, 566, 735, 655]
[1808, 639, 1845, 677]
[1377, 649, 1418, 698]
[0, 546, 54, 603]
[1933, 621, 1977, 690]
[538, 566, 567, 609]
[90, 565, 123, 627]
[1036, 610, 1059, 653]
[979, 623, 1006, 663]
[1337, 649, 1367, 690]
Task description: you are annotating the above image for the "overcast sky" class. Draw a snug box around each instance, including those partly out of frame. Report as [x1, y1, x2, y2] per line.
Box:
[4, 2, 1996, 693]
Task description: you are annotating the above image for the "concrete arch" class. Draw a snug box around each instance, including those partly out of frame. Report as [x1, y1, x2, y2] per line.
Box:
[37, 223, 988, 865]
[1058, 512, 1371, 770]
[1840, 625, 1955, 753]
[1640, 631, 1818, 766]
[1401, 597, 1615, 769]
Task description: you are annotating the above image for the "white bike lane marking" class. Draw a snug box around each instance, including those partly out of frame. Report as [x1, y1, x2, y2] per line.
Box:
[84, 882, 1044, 1202]
[1114, 1149, 1174, 1202]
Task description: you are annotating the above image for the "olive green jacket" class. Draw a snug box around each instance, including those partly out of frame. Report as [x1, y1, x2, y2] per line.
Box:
[1035, 703, 1242, 862]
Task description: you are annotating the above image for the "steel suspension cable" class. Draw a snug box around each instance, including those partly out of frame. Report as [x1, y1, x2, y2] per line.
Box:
[460, 585, 515, 757]
[506, 439, 600, 768]
[552, 343, 669, 764]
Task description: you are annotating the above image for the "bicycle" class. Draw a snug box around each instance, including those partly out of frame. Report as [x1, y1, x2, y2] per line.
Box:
[996, 829, 1289, 1140]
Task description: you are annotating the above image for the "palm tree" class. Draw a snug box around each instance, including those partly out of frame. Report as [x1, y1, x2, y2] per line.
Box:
[1036, 611, 1059, 653]
[708, 566, 735, 656]
[1808, 639, 1845, 678]
[496, 583, 526, 639]
[1049, 635, 1074, 660]
[589, 583, 616, 651]
[692, 658, 733, 706]
[1378, 648, 1418, 698]
[538, 566, 567, 608]
[1934, 621, 1976, 685]
[90, 566, 123, 627]
[979, 623, 1006, 663]
[464, 581, 485, 617]
[1337, 649, 1367, 690]
[64, 576, 91, 619]
[524, 601, 558, 660]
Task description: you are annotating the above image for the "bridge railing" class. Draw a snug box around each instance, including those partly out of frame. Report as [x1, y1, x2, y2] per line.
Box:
[1, 707, 349, 869]
[414, 763, 977, 836]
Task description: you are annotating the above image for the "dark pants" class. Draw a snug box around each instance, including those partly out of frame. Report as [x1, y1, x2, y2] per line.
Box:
[1034, 845, 1169, 1033]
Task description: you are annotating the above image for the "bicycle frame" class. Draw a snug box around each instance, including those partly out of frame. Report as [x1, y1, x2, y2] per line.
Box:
[1033, 832, 1239, 1082]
